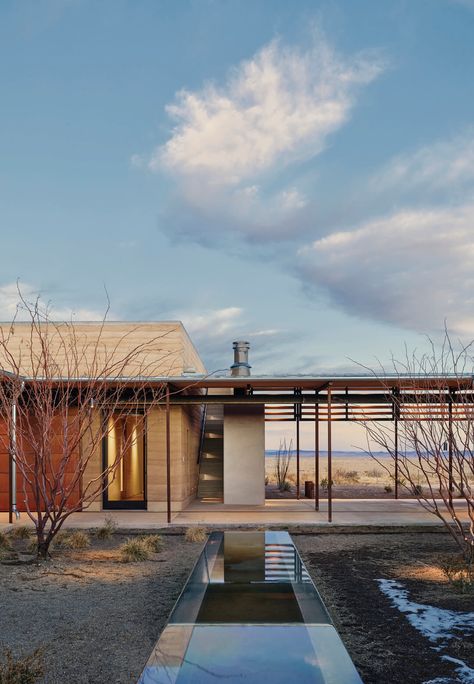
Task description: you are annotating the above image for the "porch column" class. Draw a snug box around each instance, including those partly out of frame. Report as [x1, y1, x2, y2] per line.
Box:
[166, 384, 171, 523]
[223, 405, 265, 505]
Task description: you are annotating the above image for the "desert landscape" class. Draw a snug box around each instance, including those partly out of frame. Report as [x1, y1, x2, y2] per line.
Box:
[265, 452, 444, 499]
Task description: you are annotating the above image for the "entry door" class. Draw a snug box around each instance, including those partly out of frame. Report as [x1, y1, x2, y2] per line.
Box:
[103, 413, 147, 510]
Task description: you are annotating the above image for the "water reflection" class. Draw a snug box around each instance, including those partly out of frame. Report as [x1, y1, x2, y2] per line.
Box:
[138, 531, 363, 684]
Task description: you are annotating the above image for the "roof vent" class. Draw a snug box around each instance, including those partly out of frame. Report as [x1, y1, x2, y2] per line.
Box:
[230, 340, 251, 377]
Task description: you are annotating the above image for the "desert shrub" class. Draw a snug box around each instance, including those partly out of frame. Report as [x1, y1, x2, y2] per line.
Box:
[333, 469, 359, 485]
[384, 484, 393, 493]
[320, 478, 334, 490]
[365, 468, 383, 479]
[274, 438, 293, 491]
[96, 516, 117, 540]
[0, 647, 45, 684]
[120, 538, 150, 562]
[440, 556, 474, 593]
[184, 527, 207, 543]
[137, 534, 163, 553]
[264, 476, 269, 486]
[412, 484, 423, 496]
[54, 530, 90, 550]
[8, 526, 31, 541]
[280, 480, 291, 492]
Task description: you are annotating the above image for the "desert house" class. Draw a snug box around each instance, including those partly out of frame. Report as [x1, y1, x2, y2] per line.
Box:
[0, 321, 472, 522]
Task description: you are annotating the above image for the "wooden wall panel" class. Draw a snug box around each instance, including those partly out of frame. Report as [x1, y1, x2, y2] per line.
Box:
[0, 412, 81, 513]
[0, 418, 9, 511]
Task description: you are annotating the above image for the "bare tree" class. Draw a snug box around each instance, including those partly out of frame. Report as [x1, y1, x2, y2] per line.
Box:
[357, 332, 474, 565]
[274, 438, 293, 491]
[0, 292, 174, 559]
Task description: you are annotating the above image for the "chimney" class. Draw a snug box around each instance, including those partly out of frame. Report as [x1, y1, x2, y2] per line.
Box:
[230, 340, 251, 377]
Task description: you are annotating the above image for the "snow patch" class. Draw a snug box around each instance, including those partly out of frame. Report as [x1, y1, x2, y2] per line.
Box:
[377, 579, 474, 645]
[377, 579, 474, 684]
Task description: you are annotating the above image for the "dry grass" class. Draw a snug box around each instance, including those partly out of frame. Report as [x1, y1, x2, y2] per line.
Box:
[137, 534, 163, 553]
[54, 530, 91, 550]
[0, 530, 11, 549]
[95, 516, 118, 540]
[184, 527, 207, 543]
[0, 647, 44, 684]
[119, 538, 150, 563]
[8, 526, 32, 541]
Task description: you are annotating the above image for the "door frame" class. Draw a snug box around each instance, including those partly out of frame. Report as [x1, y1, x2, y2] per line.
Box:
[102, 411, 148, 510]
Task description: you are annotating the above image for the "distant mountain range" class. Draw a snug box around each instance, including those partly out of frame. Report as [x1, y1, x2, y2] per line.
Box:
[265, 449, 395, 458]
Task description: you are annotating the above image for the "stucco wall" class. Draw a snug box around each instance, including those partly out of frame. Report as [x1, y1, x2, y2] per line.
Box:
[223, 405, 265, 505]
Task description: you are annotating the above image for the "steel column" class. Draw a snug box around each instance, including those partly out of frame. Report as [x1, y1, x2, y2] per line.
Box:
[296, 413, 300, 500]
[394, 415, 399, 500]
[314, 392, 319, 511]
[166, 384, 171, 524]
[327, 387, 332, 523]
[448, 393, 453, 507]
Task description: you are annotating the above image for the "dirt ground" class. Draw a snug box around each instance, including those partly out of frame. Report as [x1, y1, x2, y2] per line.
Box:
[0, 533, 203, 684]
[1, 530, 473, 684]
[295, 532, 474, 684]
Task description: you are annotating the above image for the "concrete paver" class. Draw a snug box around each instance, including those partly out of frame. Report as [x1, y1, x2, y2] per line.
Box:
[0, 498, 468, 530]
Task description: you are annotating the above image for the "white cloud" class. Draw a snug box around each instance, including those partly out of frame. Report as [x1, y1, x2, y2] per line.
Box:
[372, 129, 474, 194]
[174, 305, 290, 371]
[297, 204, 474, 336]
[142, 33, 384, 241]
[178, 306, 244, 338]
[153, 37, 383, 185]
[0, 282, 108, 322]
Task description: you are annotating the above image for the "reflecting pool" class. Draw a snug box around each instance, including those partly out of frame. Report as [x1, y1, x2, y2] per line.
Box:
[138, 531, 363, 683]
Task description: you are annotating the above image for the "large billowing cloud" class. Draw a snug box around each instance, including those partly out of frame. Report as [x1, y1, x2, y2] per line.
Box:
[142, 34, 384, 241]
[297, 203, 474, 335]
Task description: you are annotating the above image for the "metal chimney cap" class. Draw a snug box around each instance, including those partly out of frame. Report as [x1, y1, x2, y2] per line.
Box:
[231, 340, 251, 376]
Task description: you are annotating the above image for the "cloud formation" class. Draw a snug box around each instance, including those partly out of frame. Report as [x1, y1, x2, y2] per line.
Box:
[173, 305, 287, 371]
[371, 129, 474, 197]
[144, 34, 384, 241]
[0, 282, 107, 322]
[297, 203, 474, 335]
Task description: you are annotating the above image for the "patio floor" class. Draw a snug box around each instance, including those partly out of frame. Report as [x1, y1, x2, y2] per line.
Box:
[0, 498, 469, 530]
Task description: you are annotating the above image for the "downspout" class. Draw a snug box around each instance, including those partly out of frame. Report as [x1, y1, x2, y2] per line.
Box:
[11, 381, 25, 520]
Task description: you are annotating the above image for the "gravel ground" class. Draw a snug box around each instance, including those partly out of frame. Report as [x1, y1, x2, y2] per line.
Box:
[0, 533, 203, 684]
[295, 532, 474, 684]
[1, 530, 472, 684]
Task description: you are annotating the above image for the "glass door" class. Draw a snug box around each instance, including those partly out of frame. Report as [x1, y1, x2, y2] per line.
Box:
[103, 413, 147, 510]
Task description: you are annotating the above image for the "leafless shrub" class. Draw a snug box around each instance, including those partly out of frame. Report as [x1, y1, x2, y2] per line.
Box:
[0, 288, 170, 559]
[274, 438, 293, 491]
[357, 330, 474, 564]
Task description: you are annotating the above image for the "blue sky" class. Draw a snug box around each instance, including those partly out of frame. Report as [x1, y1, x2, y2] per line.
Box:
[1, 0, 474, 388]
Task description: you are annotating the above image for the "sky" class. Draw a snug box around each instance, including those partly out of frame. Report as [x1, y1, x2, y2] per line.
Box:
[1, 0, 474, 449]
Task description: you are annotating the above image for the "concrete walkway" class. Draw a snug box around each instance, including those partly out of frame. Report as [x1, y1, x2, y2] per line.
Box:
[0, 499, 468, 530]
